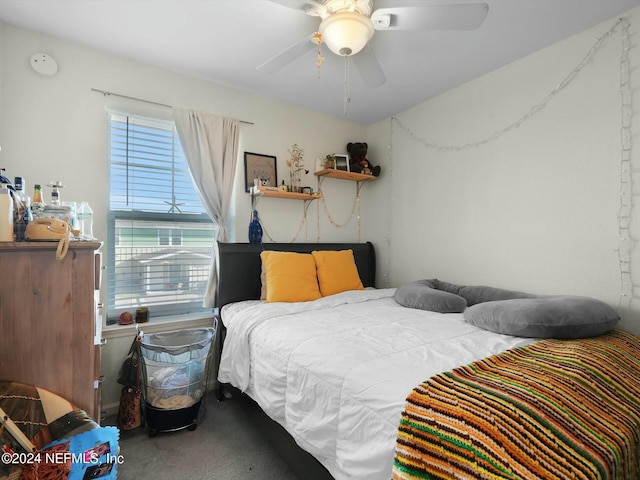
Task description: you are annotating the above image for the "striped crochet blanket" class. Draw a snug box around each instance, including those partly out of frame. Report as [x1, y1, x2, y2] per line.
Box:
[393, 329, 640, 480]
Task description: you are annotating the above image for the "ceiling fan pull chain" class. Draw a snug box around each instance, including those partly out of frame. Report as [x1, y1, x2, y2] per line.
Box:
[343, 55, 351, 116]
[313, 32, 324, 78]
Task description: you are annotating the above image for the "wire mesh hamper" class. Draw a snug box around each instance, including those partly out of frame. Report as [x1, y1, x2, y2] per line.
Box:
[139, 325, 216, 437]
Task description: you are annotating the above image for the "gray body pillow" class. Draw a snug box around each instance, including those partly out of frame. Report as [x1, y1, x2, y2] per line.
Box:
[395, 278, 619, 339]
[394, 278, 533, 313]
[463, 296, 619, 339]
[434, 280, 535, 306]
[394, 279, 467, 313]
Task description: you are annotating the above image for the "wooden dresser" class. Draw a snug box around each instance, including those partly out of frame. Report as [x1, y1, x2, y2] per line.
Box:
[0, 241, 103, 421]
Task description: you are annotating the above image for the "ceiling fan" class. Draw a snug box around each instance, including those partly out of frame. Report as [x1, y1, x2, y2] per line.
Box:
[259, 0, 489, 88]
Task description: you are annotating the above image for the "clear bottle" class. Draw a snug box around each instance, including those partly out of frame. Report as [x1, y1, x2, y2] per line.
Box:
[48, 181, 63, 206]
[31, 184, 46, 219]
[77, 201, 94, 239]
[13, 177, 32, 241]
[0, 185, 14, 242]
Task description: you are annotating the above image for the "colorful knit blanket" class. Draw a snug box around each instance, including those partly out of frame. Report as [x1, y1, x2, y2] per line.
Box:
[393, 329, 640, 480]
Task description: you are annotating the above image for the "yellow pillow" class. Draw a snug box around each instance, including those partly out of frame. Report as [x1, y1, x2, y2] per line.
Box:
[312, 250, 364, 297]
[261, 251, 322, 303]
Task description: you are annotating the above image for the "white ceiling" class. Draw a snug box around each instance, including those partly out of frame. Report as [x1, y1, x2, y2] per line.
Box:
[0, 0, 638, 125]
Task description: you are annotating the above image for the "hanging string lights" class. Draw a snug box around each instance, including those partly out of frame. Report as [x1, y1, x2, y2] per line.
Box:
[393, 18, 627, 151]
[616, 18, 634, 311]
[389, 17, 636, 309]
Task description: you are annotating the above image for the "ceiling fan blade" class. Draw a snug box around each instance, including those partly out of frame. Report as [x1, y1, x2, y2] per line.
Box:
[352, 44, 386, 89]
[257, 34, 316, 74]
[371, 3, 489, 31]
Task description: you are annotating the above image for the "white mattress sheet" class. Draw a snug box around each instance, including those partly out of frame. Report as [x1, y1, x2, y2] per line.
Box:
[218, 288, 536, 480]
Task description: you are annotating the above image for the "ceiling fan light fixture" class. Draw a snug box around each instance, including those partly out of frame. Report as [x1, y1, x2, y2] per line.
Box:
[319, 11, 374, 57]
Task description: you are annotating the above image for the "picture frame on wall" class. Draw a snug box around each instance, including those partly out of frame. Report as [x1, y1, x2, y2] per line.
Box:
[334, 154, 350, 172]
[244, 152, 277, 192]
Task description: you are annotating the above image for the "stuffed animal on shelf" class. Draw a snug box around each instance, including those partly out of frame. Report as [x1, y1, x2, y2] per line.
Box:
[347, 142, 381, 177]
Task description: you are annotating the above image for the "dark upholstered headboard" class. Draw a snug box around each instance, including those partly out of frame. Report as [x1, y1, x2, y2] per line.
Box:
[215, 242, 376, 309]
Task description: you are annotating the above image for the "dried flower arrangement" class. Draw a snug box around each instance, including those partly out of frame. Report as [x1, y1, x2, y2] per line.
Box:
[286, 144, 309, 191]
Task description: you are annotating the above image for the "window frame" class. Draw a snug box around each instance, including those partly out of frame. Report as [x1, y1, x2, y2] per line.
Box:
[106, 111, 216, 324]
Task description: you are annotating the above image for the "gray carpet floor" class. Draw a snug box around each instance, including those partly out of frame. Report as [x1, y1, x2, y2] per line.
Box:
[108, 395, 301, 480]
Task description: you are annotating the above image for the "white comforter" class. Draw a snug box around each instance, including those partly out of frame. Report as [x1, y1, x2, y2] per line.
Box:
[217, 288, 535, 480]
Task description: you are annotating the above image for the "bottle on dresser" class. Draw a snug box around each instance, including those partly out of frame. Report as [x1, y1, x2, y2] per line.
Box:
[31, 184, 46, 219]
[77, 201, 94, 239]
[48, 180, 64, 206]
[0, 184, 14, 242]
[13, 177, 32, 241]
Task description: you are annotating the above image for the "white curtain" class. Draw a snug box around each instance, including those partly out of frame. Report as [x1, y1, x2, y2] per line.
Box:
[173, 107, 240, 308]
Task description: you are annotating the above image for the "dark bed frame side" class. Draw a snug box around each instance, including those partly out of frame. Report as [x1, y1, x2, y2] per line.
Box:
[214, 242, 376, 480]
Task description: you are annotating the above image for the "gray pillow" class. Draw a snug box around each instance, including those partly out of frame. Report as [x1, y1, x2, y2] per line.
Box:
[435, 280, 535, 306]
[394, 279, 467, 313]
[463, 296, 619, 339]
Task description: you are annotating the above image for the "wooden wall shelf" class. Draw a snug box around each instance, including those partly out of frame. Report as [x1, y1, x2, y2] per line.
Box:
[252, 188, 322, 201]
[314, 169, 377, 182]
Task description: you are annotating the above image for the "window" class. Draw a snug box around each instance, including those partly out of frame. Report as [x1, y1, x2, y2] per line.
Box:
[158, 228, 182, 246]
[107, 113, 216, 323]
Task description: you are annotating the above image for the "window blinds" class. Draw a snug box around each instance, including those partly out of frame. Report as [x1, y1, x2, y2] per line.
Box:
[107, 113, 216, 321]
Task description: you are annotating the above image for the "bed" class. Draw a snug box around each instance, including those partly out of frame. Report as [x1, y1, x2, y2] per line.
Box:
[215, 242, 640, 480]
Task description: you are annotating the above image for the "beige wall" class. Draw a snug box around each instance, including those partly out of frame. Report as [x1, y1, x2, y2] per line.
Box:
[365, 7, 640, 336]
[0, 23, 368, 414]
